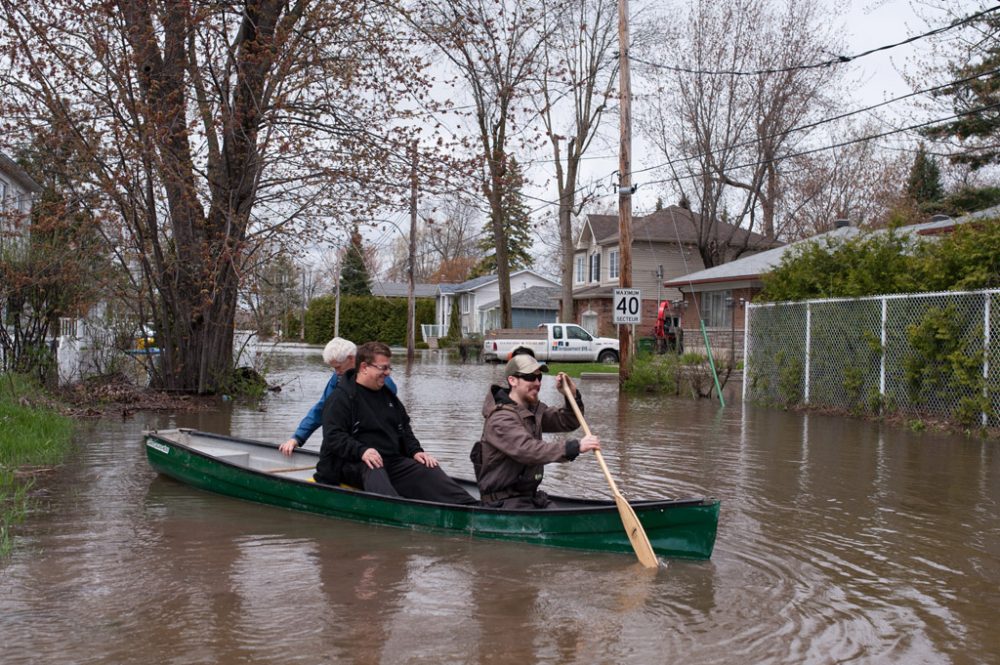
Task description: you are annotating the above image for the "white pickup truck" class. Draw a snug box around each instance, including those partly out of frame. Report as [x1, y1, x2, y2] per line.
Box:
[482, 323, 620, 363]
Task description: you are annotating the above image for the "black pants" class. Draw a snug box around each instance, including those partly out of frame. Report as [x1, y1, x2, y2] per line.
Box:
[361, 457, 478, 505]
[483, 490, 552, 510]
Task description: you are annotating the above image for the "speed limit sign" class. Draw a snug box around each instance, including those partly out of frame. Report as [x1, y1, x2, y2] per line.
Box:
[612, 288, 641, 324]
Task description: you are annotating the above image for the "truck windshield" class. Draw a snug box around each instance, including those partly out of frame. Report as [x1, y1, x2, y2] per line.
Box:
[566, 325, 593, 341]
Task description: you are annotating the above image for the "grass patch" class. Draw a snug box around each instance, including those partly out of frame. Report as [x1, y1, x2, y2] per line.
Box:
[623, 354, 679, 393]
[544, 362, 618, 378]
[0, 373, 74, 557]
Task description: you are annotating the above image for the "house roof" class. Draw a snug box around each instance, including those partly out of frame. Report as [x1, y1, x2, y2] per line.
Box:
[370, 281, 439, 298]
[580, 206, 781, 250]
[479, 286, 561, 311]
[571, 283, 617, 300]
[453, 274, 499, 291]
[0, 151, 42, 194]
[664, 206, 1000, 288]
[439, 269, 560, 294]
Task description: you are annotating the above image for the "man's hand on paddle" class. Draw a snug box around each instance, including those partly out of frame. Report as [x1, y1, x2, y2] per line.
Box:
[361, 448, 384, 469]
[555, 372, 577, 396]
[579, 434, 600, 453]
[414, 451, 438, 468]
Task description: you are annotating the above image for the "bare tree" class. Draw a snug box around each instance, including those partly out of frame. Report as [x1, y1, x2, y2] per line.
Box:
[780, 122, 911, 238]
[379, 193, 484, 283]
[406, 0, 556, 327]
[0, 1, 427, 392]
[640, 0, 841, 266]
[535, 0, 619, 321]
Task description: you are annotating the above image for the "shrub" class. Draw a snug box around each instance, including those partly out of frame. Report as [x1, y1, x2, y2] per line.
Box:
[624, 354, 678, 393]
[304, 295, 436, 346]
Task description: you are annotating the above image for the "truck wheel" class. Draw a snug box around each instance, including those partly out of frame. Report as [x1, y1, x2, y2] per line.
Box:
[598, 350, 619, 364]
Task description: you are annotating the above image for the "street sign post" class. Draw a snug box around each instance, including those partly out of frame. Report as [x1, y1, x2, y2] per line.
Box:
[613, 288, 641, 325]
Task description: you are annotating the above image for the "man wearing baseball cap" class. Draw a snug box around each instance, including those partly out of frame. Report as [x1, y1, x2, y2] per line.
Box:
[472, 354, 600, 508]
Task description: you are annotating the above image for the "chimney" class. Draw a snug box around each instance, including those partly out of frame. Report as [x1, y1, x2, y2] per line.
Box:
[834, 219, 850, 229]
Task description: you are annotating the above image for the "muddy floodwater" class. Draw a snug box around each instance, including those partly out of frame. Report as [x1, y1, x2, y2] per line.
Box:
[2, 346, 999, 664]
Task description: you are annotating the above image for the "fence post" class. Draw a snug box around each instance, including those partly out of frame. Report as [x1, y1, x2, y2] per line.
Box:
[742, 302, 750, 402]
[804, 303, 811, 404]
[984, 293, 991, 428]
[880, 297, 887, 401]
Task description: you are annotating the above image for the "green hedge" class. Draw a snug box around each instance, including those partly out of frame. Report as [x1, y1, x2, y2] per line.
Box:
[304, 295, 437, 346]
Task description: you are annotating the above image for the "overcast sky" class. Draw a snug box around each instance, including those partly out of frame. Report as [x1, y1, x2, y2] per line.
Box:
[550, 0, 985, 216]
[364, 0, 990, 276]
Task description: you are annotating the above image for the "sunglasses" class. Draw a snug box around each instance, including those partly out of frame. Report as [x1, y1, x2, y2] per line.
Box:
[367, 362, 393, 374]
[514, 372, 543, 382]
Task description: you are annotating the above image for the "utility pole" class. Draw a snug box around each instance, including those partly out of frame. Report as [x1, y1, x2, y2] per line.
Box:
[300, 267, 307, 341]
[334, 254, 341, 338]
[407, 141, 418, 362]
[618, 0, 633, 386]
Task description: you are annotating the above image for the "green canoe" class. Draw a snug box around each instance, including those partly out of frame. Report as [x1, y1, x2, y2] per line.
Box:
[144, 429, 720, 560]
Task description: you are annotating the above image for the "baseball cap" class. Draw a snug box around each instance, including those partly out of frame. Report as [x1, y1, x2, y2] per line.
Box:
[504, 354, 549, 377]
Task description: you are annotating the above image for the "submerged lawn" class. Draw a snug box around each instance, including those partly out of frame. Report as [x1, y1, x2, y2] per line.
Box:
[0, 374, 74, 556]
[545, 362, 618, 378]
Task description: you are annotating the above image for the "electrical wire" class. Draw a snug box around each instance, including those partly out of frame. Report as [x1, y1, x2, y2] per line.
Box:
[641, 100, 1000, 189]
[631, 4, 1000, 77]
[629, 65, 1000, 178]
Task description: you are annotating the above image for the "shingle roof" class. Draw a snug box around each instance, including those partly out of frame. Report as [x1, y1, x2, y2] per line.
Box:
[664, 226, 857, 287]
[664, 206, 1000, 287]
[479, 286, 561, 311]
[0, 151, 42, 194]
[453, 274, 498, 291]
[369, 281, 440, 298]
[439, 269, 560, 294]
[582, 206, 780, 250]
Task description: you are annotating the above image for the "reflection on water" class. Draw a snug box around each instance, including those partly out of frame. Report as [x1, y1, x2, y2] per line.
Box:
[1, 346, 999, 664]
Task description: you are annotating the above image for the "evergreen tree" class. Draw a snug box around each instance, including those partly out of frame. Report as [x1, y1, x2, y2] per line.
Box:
[339, 225, 371, 296]
[469, 158, 534, 277]
[906, 144, 943, 205]
[922, 11, 1000, 169]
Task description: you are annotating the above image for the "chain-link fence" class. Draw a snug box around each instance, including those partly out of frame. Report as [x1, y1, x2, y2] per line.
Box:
[744, 289, 1000, 428]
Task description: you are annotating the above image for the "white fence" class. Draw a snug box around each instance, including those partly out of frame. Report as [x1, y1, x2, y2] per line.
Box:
[743, 289, 999, 428]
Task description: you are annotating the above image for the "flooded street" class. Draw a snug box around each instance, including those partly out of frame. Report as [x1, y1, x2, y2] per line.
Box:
[2, 346, 999, 664]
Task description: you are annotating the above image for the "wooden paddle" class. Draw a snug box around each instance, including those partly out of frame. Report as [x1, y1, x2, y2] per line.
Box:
[267, 464, 317, 474]
[561, 380, 661, 569]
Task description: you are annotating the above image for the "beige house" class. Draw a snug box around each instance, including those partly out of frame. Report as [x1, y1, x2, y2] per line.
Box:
[571, 206, 778, 337]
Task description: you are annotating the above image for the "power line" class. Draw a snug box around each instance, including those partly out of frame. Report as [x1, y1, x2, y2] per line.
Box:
[630, 65, 1000, 178]
[368, 49, 1000, 223]
[631, 4, 1000, 77]
[641, 101, 1000, 189]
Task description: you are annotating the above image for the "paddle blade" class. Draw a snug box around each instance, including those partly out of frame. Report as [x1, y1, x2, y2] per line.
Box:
[613, 493, 661, 569]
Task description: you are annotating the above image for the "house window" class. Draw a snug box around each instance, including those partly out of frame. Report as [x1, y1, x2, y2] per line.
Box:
[609, 249, 619, 280]
[589, 253, 601, 282]
[575, 255, 585, 283]
[0, 180, 7, 210]
[700, 290, 731, 328]
[461, 293, 471, 314]
[581, 310, 598, 335]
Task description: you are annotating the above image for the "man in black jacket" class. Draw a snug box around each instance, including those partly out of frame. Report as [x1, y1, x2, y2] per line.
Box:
[317, 341, 477, 505]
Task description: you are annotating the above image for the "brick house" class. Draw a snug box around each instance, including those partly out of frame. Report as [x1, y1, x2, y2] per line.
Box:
[571, 206, 778, 337]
